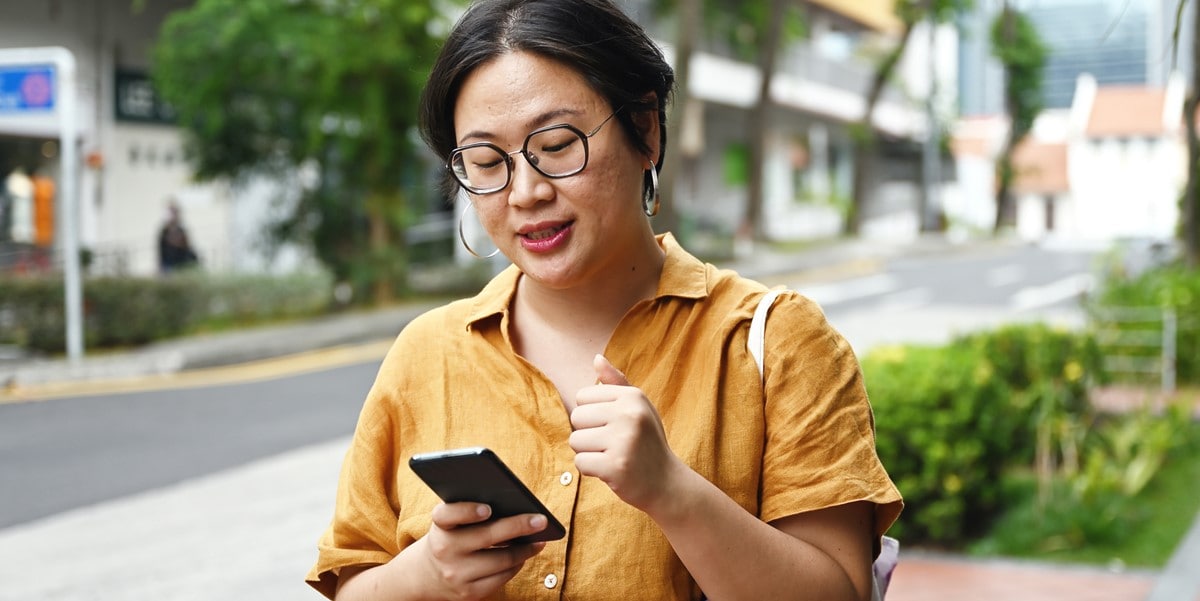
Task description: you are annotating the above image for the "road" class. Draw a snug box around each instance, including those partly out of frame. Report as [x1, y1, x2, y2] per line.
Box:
[0, 361, 378, 529]
[780, 242, 1095, 352]
[0, 243, 1097, 530]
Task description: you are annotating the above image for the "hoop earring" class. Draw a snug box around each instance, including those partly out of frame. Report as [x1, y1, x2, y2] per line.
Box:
[458, 202, 500, 259]
[643, 161, 660, 217]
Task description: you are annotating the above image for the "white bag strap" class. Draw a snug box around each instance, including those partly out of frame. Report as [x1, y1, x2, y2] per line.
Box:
[749, 288, 786, 381]
[747, 286, 896, 601]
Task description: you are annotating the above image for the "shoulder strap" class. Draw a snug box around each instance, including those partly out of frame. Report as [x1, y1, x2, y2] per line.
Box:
[748, 286, 897, 601]
[748, 288, 786, 382]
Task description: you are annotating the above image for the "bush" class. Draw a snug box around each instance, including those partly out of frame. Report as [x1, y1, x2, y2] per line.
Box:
[0, 271, 333, 354]
[863, 324, 1107, 546]
[972, 402, 1194, 561]
[865, 343, 1014, 543]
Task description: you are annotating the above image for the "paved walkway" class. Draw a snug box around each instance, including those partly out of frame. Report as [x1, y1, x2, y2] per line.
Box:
[1, 235, 1198, 600]
[887, 555, 1161, 601]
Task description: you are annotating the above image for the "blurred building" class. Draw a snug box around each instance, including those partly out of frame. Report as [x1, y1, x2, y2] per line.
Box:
[949, 72, 1184, 243]
[2, 0, 947, 278]
[0, 0, 311, 276]
[623, 0, 950, 245]
[958, 0, 1192, 114]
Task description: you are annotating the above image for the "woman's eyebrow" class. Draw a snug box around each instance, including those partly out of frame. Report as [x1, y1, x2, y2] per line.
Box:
[456, 108, 586, 145]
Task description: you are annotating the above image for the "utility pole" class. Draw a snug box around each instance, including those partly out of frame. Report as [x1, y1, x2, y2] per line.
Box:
[921, 15, 942, 232]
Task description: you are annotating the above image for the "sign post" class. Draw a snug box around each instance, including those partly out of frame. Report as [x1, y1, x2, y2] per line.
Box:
[0, 47, 83, 362]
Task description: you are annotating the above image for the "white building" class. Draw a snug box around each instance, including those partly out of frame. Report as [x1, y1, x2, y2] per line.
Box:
[948, 72, 1185, 244]
[0, 0, 310, 276]
[1, 0, 944, 278]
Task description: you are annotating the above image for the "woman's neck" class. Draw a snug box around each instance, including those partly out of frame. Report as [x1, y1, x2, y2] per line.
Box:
[515, 234, 665, 336]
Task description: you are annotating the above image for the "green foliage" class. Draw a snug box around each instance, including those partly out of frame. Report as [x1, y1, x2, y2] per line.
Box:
[866, 320, 1192, 559]
[0, 272, 333, 353]
[865, 343, 1014, 542]
[989, 6, 1047, 138]
[973, 404, 1195, 563]
[152, 0, 452, 298]
[863, 323, 1106, 545]
[723, 143, 749, 186]
[652, 0, 806, 61]
[1090, 263, 1200, 383]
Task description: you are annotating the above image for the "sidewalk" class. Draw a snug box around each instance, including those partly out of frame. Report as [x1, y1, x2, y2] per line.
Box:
[2, 234, 1198, 600]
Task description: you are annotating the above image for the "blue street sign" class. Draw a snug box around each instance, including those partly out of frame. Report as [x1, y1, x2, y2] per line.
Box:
[0, 65, 56, 112]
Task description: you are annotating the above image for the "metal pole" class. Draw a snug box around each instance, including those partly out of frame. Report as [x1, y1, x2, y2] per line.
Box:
[1162, 307, 1176, 394]
[54, 48, 83, 362]
[921, 17, 941, 232]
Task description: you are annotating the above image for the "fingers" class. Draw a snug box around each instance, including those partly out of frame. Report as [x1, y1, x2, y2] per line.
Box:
[574, 354, 635, 410]
[431, 502, 492, 531]
[593, 353, 631, 386]
[431, 503, 551, 548]
[421, 510, 550, 598]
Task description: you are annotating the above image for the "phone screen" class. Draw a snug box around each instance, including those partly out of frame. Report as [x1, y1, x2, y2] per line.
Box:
[408, 447, 566, 543]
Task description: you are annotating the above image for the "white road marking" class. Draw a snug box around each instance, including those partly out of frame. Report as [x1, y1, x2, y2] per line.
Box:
[875, 287, 934, 312]
[798, 274, 900, 307]
[1011, 274, 1094, 311]
[987, 264, 1025, 288]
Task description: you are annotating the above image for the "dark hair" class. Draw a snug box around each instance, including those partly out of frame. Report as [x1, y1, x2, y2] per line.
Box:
[418, 0, 674, 195]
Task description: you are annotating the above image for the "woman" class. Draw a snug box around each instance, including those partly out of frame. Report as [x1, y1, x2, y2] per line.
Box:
[307, 1, 902, 599]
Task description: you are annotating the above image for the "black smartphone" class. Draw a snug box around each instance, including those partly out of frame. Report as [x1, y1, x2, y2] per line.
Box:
[408, 447, 567, 544]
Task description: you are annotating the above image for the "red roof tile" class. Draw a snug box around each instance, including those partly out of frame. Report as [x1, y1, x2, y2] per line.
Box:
[1086, 86, 1167, 138]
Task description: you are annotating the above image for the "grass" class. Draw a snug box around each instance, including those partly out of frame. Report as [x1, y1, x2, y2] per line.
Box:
[969, 421, 1200, 568]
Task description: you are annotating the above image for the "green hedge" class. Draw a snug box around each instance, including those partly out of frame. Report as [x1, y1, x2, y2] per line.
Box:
[0, 271, 333, 354]
[863, 323, 1106, 546]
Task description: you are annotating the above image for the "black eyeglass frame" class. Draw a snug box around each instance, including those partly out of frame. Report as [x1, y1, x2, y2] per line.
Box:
[447, 108, 622, 195]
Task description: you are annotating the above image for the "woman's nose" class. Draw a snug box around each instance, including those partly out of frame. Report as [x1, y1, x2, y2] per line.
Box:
[507, 153, 552, 207]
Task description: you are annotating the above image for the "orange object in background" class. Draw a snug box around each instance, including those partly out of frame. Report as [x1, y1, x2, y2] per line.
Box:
[32, 175, 55, 247]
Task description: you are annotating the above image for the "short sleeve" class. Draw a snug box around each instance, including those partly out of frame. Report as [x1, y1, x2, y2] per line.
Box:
[756, 292, 903, 539]
[305, 374, 404, 599]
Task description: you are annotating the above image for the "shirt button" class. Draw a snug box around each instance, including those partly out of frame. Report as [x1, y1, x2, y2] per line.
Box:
[559, 471, 573, 486]
[544, 573, 558, 589]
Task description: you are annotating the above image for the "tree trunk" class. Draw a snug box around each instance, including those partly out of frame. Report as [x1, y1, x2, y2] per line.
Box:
[742, 0, 788, 243]
[365, 191, 406, 305]
[1186, 0, 1200, 266]
[657, 0, 701, 238]
[994, 5, 1018, 234]
[845, 21, 916, 236]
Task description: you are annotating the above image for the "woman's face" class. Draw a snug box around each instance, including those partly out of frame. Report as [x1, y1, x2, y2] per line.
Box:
[452, 51, 657, 289]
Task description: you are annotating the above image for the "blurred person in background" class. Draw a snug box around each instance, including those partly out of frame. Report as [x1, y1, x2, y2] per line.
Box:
[157, 198, 198, 273]
[4, 167, 33, 246]
[307, 1, 902, 600]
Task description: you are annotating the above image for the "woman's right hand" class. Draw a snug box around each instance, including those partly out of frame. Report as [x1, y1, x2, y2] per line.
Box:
[335, 502, 548, 600]
[413, 502, 549, 600]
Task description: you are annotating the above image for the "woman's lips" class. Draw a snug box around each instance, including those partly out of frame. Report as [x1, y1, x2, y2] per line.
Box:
[519, 221, 573, 252]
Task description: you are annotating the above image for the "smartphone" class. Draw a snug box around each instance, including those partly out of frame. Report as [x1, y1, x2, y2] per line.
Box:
[408, 447, 566, 544]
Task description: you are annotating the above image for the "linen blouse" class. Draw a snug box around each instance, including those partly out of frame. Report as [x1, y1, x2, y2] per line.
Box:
[307, 233, 903, 600]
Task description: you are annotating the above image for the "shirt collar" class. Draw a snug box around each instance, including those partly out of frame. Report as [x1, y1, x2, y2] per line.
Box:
[464, 232, 711, 329]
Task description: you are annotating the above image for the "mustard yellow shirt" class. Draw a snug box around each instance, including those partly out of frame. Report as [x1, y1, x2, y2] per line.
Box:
[307, 234, 902, 600]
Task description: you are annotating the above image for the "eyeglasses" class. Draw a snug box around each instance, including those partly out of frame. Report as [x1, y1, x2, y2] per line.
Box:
[448, 108, 621, 195]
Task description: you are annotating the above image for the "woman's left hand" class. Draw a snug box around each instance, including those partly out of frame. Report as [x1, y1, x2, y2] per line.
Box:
[568, 354, 685, 513]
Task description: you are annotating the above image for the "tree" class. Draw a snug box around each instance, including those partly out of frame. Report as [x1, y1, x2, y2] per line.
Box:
[656, 0, 701, 237]
[1179, 0, 1200, 265]
[845, 0, 965, 236]
[741, 0, 790, 243]
[990, 3, 1046, 234]
[152, 0, 449, 303]
[652, 0, 802, 245]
